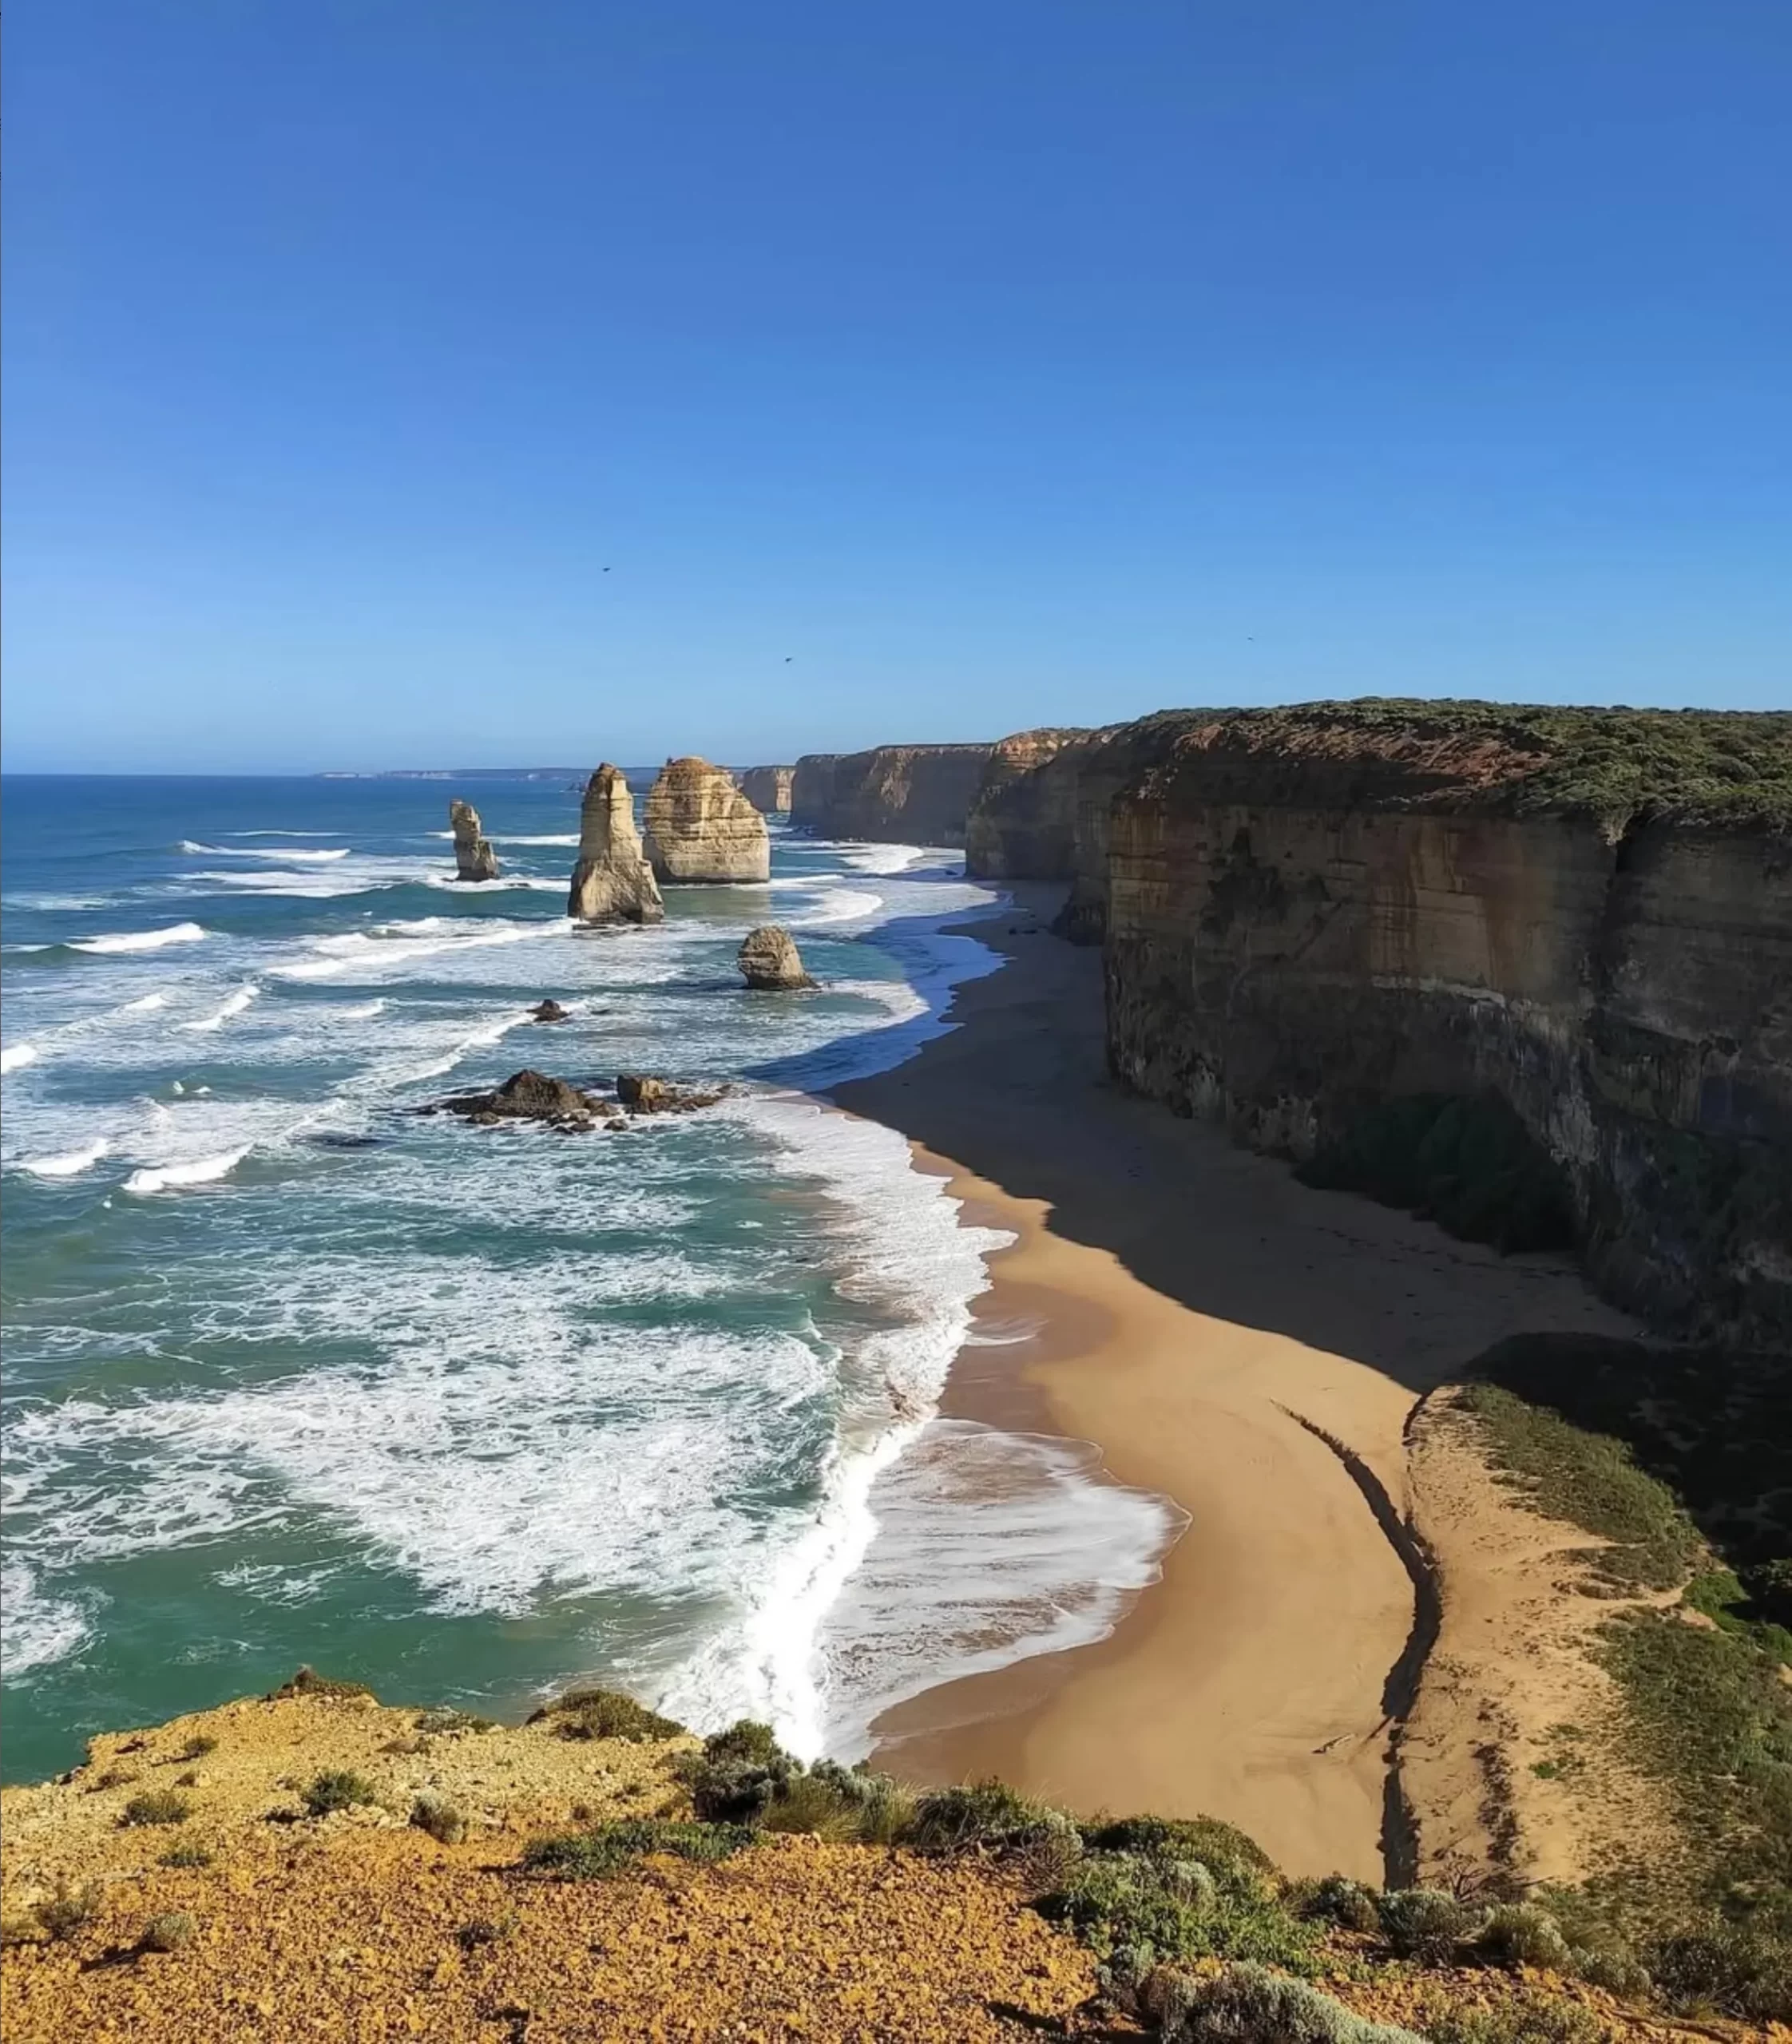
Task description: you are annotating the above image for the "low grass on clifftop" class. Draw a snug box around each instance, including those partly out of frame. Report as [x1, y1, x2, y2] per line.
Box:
[1459, 1345, 1792, 2020]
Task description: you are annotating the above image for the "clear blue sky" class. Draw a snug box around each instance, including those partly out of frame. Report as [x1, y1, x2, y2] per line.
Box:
[4, 1, 1787, 771]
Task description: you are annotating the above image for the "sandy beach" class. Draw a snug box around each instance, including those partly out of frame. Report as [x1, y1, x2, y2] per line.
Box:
[836, 893, 1634, 1884]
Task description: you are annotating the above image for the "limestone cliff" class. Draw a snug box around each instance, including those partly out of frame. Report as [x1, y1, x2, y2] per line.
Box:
[644, 757, 771, 883]
[448, 798, 500, 882]
[739, 765, 795, 814]
[567, 765, 665, 924]
[791, 744, 993, 845]
[965, 714, 1209, 938]
[1097, 703, 1792, 1341]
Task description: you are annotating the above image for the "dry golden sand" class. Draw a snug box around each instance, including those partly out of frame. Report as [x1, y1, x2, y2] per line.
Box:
[840, 907, 1635, 1882]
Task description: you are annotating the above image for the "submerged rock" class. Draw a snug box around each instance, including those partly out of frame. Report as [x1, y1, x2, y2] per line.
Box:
[568, 766, 665, 925]
[449, 799, 500, 882]
[529, 1000, 571, 1024]
[644, 757, 771, 884]
[737, 925, 815, 991]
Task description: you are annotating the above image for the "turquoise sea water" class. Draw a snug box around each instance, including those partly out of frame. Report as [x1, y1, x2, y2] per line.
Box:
[0, 775, 1177, 1783]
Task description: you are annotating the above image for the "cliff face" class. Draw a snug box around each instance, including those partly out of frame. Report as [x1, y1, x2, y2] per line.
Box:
[1099, 706, 1792, 1340]
[791, 744, 993, 845]
[567, 766, 665, 924]
[739, 765, 795, 814]
[644, 757, 771, 883]
[448, 798, 499, 882]
[965, 713, 1211, 938]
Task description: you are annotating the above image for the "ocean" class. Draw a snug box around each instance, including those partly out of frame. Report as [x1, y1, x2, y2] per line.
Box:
[0, 774, 1178, 1783]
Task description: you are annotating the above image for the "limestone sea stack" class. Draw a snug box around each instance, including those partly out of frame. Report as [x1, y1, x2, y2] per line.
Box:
[449, 799, 500, 882]
[567, 766, 665, 925]
[739, 765, 795, 814]
[643, 757, 771, 883]
[737, 925, 815, 990]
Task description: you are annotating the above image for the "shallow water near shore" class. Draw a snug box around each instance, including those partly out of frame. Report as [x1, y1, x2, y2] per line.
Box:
[1, 775, 1176, 1781]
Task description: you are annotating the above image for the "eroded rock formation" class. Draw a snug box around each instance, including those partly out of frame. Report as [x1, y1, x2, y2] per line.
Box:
[644, 758, 771, 883]
[739, 766, 795, 814]
[737, 925, 815, 990]
[791, 744, 994, 845]
[430, 1069, 601, 1127]
[449, 799, 500, 882]
[1095, 703, 1792, 1341]
[568, 766, 665, 924]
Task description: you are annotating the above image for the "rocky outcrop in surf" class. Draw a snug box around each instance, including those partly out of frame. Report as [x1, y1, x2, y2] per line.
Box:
[428, 1068, 602, 1127]
[616, 1072, 726, 1112]
[739, 765, 795, 814]
[449, 800, 500, 882]
[644, 758, 771, 884]
[1093, 701, 1792, 1341]
[791, 744, 994, 845]
[737, 925, 815, 990]
[568, 766, 665, 925]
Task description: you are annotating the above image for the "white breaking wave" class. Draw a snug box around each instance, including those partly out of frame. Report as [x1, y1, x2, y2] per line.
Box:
[337, 1000, 387, 1020]
[2, 1044, 40, 1074]
[180, 842, 351, 862]
[787, 889, 884, 928]
[69, 923, 209, 955]
[18, 1139, 114, 1178]
[119, 993, 170, 1014]
[0, 1559, 90, 1675]
[123, 1147, 253, 1194]
[180, 986, 260, 1032]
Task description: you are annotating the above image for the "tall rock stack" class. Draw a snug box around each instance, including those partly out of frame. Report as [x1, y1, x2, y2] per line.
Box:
[448, 799, 500, 882]
[643, 757, 771, 883]
[567, 766, 665, 925]
[739, 765, 795, 814]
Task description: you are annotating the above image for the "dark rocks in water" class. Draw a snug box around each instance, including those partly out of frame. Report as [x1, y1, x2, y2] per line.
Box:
[431, 1068, 601, 1127]
[737, 925, 815, 991]
[301, 1131, 385, 1151]
[449, 799, 500, 883]
[616, 1072, 725, 1114]
[529, 1000, 571, 1023]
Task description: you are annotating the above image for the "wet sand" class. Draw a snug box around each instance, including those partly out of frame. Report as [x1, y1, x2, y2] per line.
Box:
[834, 895, 1632, 1882]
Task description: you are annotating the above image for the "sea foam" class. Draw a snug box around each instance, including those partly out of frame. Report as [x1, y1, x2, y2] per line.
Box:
[69, 923, 209, 955]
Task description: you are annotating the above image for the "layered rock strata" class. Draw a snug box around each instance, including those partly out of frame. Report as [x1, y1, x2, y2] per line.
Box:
[448, 799, 500, 882]
[791, 744, 994, 845]
[1096, 703, 1792, 1341]
[739, 765, 795, 814]
[738, 925, 815, 989]
[643, 757, 771, 883]
[567, 766, 665, 924]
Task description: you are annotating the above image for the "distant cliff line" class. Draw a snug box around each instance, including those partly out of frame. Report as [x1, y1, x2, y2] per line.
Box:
[799, 703, 1790, 1345]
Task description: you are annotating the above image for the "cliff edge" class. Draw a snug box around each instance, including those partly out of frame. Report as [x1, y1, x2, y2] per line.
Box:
[791, 743, 993, 845]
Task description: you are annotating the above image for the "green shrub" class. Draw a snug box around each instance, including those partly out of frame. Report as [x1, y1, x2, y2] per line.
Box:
[1294, 1875, 1381, 1933]
[90, 1765, 141, 1791]
[140, 1911, 196, 1953]
[535, 1686, 684, 1744]
[1040, 1852, 1320, 1975]
[1144, 1960, 1428, 2043]
[676, 1721, 803, 1824]
[1642, 1919, 1792, 2022]
[410, 1793, 470, 1844]
[34, 1878, 102, 1940]
[158, 1842, 214, 1868]
[1410, 1986, 1605, 2044]
[755, 1770, 868, 1843]
[1084, 1814, 1275, 1895]
[803, 1761, 915, 1846]
[300, 1769, 377, 1817]
[121, 1789, 192, 1827]
[520, 1819, 756, 1879]
[1377, 1888, 1482, 1963]
[176, 1734, 218, 1761]
[1476, 1902, 1571, 1972]
[906, 1781, 1076, 1857]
